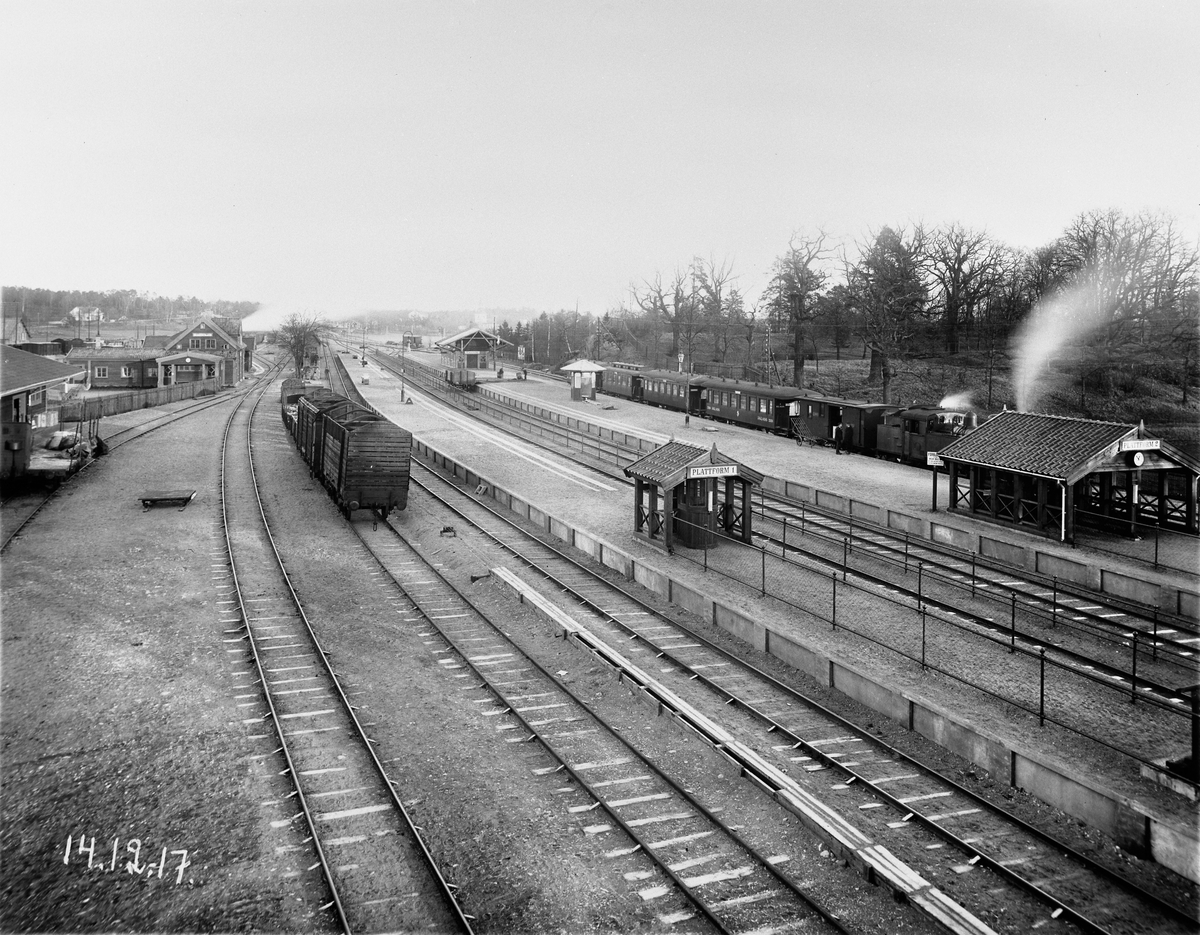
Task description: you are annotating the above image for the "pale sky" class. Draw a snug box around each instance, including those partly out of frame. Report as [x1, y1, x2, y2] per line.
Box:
[3, 1, 1196, 321]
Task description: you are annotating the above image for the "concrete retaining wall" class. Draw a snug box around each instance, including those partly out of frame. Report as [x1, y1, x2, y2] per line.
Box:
[409, 438, 1200, 884]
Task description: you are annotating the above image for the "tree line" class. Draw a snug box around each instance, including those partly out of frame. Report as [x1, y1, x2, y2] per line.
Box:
[621, 209, 1198, 408]
[1, 286, 259, 327]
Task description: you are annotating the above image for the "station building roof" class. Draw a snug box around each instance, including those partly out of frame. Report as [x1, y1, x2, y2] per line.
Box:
[559, 359, 607, 373]
[624, 441, 764, 489]
[2, 345, 86, 396]
[938, 409, 1199, 485]
[66, 347, 163, 361]
[434, 327, 513, 350]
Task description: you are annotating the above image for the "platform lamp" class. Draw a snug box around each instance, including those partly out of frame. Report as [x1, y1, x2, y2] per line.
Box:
[401, 330, 413, 403]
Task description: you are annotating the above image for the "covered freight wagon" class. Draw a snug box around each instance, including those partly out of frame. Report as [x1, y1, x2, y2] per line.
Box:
[319, 409, 412, 519]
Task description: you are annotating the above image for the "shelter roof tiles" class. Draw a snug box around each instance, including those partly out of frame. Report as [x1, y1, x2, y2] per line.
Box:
[938, 410, 1136, 480]
[624, 440, 763, 489]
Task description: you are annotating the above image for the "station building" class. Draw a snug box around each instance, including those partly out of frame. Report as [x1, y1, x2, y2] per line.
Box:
[435, 328, 512, 371]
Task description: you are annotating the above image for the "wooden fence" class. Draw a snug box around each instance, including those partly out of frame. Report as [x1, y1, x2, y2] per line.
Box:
[59, 379, 219, 421]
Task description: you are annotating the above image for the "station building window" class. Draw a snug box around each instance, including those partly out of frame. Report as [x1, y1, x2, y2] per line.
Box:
[95, 366, 108, 378]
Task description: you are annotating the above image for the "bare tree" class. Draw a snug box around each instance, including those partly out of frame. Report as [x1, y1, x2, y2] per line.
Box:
[279, 312, 329, 376]
[921, 223, 1004, 354]
[847, 226, 928, 403]
[765, 231, 831, 386]
[692, 256, 737, 363]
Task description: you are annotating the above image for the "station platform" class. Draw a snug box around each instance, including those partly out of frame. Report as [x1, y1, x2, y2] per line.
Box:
[411, 352, 1199, 594]
[352, 351, 1200, 885]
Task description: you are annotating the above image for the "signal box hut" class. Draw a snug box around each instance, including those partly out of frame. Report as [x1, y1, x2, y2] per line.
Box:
[624, 441, 763, 552]
[560, 359, 606, 400]
[937, 410, 1199, 543]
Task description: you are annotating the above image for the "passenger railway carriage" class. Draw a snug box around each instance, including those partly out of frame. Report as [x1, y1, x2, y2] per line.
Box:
[698, 377, 806, 435]
[638, 369, 704, 412]
[599, 363, 643, 401]
[593, 363, 977, 466]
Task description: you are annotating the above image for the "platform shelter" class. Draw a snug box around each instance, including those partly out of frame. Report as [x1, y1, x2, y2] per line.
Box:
[560, 359, 606, 401]
[624, 441, 763, 552]
[938, 410, 1199, 543]
[434, 328, 512, 370]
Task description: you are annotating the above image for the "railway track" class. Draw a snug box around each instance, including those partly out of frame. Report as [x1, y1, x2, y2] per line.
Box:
[391, 459, 1198, 935]
[346, 508, 867, 935]
[216, 371, 472, 934]
[753, 496, 1200, 666]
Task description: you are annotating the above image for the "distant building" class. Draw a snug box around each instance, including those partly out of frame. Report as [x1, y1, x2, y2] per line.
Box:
[65, 347, 165, 389]
[67, 306, 105, 323]
[152, 316, 248, 386]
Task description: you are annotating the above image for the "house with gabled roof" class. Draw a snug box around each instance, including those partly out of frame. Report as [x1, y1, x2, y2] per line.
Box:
[1, 345, 87, 478]
[153, 316, 247, 386]
[938, 409, 1199, 542]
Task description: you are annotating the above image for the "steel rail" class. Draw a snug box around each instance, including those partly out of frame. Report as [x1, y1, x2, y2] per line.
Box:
[219, 372, 353, 932]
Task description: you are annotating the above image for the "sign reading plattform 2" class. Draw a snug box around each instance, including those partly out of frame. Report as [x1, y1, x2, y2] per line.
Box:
[686, 464, 739, 479]
[1119, 439, 1161, 452]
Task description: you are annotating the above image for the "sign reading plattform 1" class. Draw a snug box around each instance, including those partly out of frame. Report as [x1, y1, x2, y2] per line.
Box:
[686, 464, 739, 479]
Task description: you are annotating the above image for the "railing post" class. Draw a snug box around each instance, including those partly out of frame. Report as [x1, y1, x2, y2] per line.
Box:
[1010, 591, 1017, 653]
[842, 537, 848, 581]
[761, 545, 766, 596]
[918, 561, 923, 602]
[831, 572, 837, 629]
[848, 515, 853, 555]
[704, 532, 708, 572]
[1152, 606, 1159, 661]
[1154, 524, 1160, 569]
[782, 516, 787, 551]
[1039, 648, 1046, 726]
[1131, 630, 1138, 704]
[921, 604, 927, 670]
